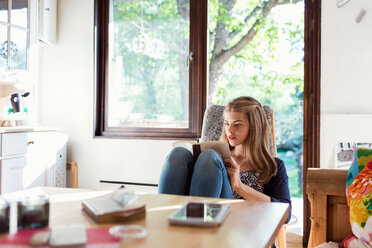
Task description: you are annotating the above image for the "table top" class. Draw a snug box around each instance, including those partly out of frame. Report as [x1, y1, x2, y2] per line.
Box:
[2, 187, 289, 248]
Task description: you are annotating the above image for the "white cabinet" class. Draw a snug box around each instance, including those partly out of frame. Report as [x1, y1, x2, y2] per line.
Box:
[1, 133, 28, 156]
[0, 130, 67, 194]
[0, 157, 27, 194]
[24, 131, 67, 188]
[0, 133, 28, 194]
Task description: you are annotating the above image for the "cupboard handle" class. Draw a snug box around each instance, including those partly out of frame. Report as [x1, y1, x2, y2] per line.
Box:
[27, 141, 35, 145]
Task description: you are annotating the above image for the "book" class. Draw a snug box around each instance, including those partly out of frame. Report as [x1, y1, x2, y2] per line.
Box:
[82, 191, 146, 224]
[173, 141, 231, 160]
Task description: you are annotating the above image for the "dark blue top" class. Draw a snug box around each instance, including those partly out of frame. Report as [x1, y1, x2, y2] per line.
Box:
[263, 158, 292, 223]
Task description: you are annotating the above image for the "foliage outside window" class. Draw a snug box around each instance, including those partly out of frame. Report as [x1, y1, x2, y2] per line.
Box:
[207, 0, 304, 197]
[0, 0, 29, 72]
[95, 0, 206, 139]
[209, 0, 304, 149]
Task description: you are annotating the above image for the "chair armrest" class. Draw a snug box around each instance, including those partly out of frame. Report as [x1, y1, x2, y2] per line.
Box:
[306, 168, 349, 248]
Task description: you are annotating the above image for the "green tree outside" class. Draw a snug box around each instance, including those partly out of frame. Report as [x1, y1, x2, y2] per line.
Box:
[111, 0, 304, 197]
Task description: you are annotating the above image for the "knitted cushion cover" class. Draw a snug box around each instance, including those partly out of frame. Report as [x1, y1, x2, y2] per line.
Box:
[340, 148, 372, 247]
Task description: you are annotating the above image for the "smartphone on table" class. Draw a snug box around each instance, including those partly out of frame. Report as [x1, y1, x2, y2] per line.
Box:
[168, 201, 230, 227]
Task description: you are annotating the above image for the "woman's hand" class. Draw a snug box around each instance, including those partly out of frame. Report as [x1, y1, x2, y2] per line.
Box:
[224, 156, 242, 192]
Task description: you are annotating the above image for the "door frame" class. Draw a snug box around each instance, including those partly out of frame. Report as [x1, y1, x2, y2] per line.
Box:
[303, 0, 321, 246]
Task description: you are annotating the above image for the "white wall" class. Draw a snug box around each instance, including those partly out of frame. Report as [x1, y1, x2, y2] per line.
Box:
[38, 0, 173, 189]
[38, 0, 372, 189]
[321, 0, 372, 167]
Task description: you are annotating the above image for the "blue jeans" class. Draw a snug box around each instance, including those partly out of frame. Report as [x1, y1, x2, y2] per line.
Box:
[158, 147, 233, 198]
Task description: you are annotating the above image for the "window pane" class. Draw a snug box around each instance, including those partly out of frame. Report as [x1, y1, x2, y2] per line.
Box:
[107, 0, 190, 129]
[208, 0, 304, 199]
[0, 24, 8, 69]
[0, 0, 8, 23]
[9, 27, 27, 70]
[11, 0, 28, 28]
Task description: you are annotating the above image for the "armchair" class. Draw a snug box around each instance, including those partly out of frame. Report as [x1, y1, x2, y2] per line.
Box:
[201, 103, 294, 248]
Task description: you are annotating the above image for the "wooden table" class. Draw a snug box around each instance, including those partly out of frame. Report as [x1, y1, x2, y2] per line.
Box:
[2, 187, 289, 248]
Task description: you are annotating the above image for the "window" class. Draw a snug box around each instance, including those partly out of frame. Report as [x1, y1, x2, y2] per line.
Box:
[0, 0, 29, 71]
[94, 0, 207, 139]
[208, 1, 305, 199]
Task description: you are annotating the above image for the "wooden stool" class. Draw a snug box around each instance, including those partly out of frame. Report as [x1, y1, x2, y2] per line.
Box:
[66, 161, 78, 188]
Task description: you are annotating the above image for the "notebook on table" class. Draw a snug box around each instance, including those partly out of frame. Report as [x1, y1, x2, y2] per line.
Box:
[82, 190, 146, 224]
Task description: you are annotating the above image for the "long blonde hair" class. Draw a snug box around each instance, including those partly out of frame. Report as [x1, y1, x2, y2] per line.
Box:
[220, 96, 277, 184]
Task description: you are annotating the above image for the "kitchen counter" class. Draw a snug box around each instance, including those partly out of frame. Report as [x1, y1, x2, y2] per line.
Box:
[0, 126, 60, 133]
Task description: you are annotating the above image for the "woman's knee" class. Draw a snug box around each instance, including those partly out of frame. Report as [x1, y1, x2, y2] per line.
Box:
[160, 147, 193, 183]
[168, 147, 193, 162]
[196, 149, 224, 171]
[164, 147, 194, 171]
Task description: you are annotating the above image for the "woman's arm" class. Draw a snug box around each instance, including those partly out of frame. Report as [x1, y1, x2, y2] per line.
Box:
[226, 157, 292, 223]
[235, 182, 271, 202]
[224, 157, 291, 204]
[263, 158, 292, 223]
[263, 158, 291, 204]
[224, 157, 271, 202]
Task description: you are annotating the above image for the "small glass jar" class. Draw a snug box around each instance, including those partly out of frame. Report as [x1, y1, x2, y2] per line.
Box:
[0, 197, 10, 234]
[17, 195, 49, 230]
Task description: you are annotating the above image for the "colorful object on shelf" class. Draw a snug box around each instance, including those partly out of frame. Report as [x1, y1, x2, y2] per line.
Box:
[341, 148, 372, 247]
[0, 92, 30, 127]
[10, 92, 29, 113]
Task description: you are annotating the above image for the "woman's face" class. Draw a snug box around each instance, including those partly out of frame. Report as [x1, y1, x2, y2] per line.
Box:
[224, 111, 249, 147]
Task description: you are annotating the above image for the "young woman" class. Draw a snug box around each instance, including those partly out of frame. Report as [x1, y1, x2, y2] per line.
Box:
[158, 96, 291, 221]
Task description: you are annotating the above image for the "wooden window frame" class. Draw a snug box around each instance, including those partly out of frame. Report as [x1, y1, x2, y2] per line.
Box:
[94, 0, 207, 139]
[303, 0, 321, 246]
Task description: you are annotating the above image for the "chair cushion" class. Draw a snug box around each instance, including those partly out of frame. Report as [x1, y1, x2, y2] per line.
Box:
[262, 105, 275, 156]
[340, 148, 372, 247]
[200, 105, 225, 142]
